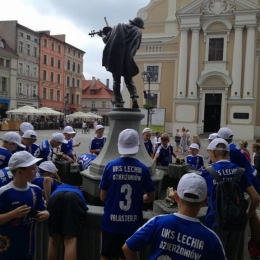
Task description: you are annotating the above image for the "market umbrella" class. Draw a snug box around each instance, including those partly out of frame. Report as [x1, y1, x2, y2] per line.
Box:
[38, 107, 64, 115]
[6, 105, 43, 115]
[86, 112, 103, 119]
[66, 111, 94, 119]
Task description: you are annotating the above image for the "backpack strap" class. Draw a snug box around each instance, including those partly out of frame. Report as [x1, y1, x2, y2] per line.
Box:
[232, 168, 245, 183]
[207, 167, 223, 183]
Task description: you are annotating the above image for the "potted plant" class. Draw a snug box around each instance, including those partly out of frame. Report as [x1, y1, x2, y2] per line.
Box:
[143, 103, 154, 110]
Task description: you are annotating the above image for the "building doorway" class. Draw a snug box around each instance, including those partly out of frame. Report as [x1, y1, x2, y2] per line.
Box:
[204, 93, 222, 132]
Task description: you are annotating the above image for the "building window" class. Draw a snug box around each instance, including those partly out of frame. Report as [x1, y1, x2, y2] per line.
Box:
[67, 76, 70, 86]
[44, 38, 47, 47]
[73, 50, 76, 56]
[19, 63, 23, 74]
[77, 64, 80, 73]
[72, 78, 75, 87]
[92, 101, 95, 108]
[76, 94, 79, 104]
[18, 82, 23, 94]
[50, 89, 54, 100]
[72, 62, 75, 72]
[34, 47, 37, 57]
[51, 42, 55, 50]
[68, 47, 70, 53]
[77, 79, 80, 88]
[71, 94, 74, 104]
[19, 41, 23, 52]
[0, 58, 3, 66]
[20, 32, 24, 37]
[208, 38, 224, 61]
[43, 88, 47, 99]
[26, 65, 30, 76]
[51, 57, 54, 67]
[67, 60, 70, 70]
[32, 86, 37, 96]
[102, 101, 106, 108]
[57, 90, 60, 101]
[58, 60, 61, 69]
[43, 70, 47, 80]
[43, 54, 47, 64]
[27, 35, 31, 40]
[57, 74, 60, 84]
[1, 77, 7, 92]
[50, 72, 54, 82]
[58, 45, 61, 53]
[146, 66, 159, 82]
[25, 84, 30, 96]
[150, 93, 158, 108]
[6, 60, 10, 68]
[66, 93, 69, 103]
[34, 38, 38, 43]
[32, 67, 37, 77]
[78, 52, 80, 58]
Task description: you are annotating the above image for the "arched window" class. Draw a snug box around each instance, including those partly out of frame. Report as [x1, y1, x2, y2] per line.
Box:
[77, 64, 80, 73]
[72, 62, 75, 72]
[67, 60, 70, 70]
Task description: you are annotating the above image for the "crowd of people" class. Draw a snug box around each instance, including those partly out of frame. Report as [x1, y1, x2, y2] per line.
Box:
[1, 122, 260, 259]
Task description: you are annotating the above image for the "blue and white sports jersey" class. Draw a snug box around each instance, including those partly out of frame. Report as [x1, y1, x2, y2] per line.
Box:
[32, 177, 57, 193]
[156, 144, 174, 167]
[0, 182, 46, 260]
[77, 153, 96, 171]
[126, 213, 226, 260]
[201, 160, 252, 229]
[186, 155, 204, 171]
[100, 157, 155, 235]
[144, 140, 153, 156]
[16, 143, 40, 158]
[0, 168, 13, 187]
[38, 140, 53, 161]
[61, 139, 73, 159]
[89, 137, 106, 155]
[0, 147, 12, 170]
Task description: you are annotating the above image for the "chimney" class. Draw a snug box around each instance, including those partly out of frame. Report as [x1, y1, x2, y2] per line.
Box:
[106, 79, 109, 88]
[92, 77, 96, 87]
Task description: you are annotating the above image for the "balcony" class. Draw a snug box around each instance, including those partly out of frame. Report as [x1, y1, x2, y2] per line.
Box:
[0, 90, 9, 96]
[16, 93, 39, 99]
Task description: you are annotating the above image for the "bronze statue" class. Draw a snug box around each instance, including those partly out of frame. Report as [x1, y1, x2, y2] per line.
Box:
[89, 17, 144, 108]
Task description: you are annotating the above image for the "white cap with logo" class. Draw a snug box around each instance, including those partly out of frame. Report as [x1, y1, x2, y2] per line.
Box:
[95, 125, 105, 131]
[177, 173, 207, 202]
[189, 143, 199, 150]
[52, 133, 68, 144]
[118, 129, 140, 155]
[20, 122, 34, 134]
[22, 130, 37, 139]
[63, 126, 76, 134]
[38, 161, 56, 174]
[207, 138, 229, 151]
[8, 151, 42, 171]
[217, 127, 234, 140]
[0, 132, 26, 148]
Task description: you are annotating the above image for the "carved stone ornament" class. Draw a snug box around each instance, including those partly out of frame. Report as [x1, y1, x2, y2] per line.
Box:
[201, 0, 236, 15]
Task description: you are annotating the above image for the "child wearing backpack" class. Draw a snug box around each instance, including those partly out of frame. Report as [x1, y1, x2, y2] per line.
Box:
[201, 138, 259, 260]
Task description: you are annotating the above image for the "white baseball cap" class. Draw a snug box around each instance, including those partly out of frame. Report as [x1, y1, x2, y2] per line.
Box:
[39, 161, 56, 174]
[142, 128, 152, 134]
[95, 125, 105, 131]
[0, 132, 26, 148]
[177, 173, 207, 203]
[207, 138, 229, 151]
[8, 151, 42, 171]
[205, 133, 218, 141]
[217, 127, 234, 139]
[19, 122, 34, 134]
[118, 129, 140, 155]
[189, 143, 199, 150]
[63, 126, 76, 134]
[22, 130, 37, 139]
[52, 133, 68, 144]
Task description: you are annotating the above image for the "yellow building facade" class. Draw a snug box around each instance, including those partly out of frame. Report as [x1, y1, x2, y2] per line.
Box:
[129, 0, 260, 140]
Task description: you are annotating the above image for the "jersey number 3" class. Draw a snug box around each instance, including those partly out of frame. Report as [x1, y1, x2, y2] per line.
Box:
[119, 184, 132, 211]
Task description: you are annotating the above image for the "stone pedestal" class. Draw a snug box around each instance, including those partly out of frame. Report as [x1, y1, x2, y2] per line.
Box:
[81, 108, 164, 199]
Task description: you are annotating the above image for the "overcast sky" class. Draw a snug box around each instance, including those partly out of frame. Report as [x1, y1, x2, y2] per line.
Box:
[2, 0, 149, 87]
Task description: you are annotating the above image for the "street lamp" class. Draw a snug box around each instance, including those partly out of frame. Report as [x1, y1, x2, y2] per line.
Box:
[142, 70, 158, 127]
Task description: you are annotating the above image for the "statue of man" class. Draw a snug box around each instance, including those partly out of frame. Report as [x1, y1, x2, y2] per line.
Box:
[100, 17, 144, 109]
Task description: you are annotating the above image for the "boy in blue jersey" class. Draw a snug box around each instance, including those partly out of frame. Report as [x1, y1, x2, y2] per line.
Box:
[0, 151, 49, 260]
[47, 183, 88, 260]
[153, 133, 177, 166]
[201, 138, 259, 260]
[32, 161, 58, 204]
[143, 128, 153, 157]
[60, 126, 76, 162]
[0, 132, 25, 169]
[0, 167, 13, 187]
[123, 173, 226, 260]
[38, 133, 68, 162]
[217, 127, 260, 258]
[186, 143, 204, 171]
[100, 129, 155, 260]
[89, 125, 106, 156]
[18, 122, 34, 137]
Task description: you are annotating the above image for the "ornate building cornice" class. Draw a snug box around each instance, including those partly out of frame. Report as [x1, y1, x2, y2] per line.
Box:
[201, 0, 236, 15]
